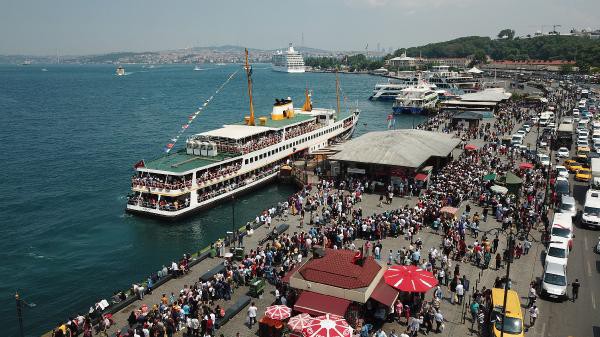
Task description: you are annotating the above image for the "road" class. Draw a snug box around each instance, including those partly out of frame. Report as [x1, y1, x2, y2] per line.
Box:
[521, 108, 600, 337]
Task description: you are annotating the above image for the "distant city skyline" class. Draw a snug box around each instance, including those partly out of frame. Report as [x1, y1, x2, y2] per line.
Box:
[1, 0, 599, 56]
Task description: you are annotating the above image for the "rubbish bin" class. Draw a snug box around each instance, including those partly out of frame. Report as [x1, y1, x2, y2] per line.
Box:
[233, 247, 245, 261]
[249, 277, 265, 298]
[209, 248, 217, 258]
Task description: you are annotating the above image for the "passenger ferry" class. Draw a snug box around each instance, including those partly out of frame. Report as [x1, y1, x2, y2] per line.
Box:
[126, 50, 359, 219]
[272, 43, 305, 73]
[369, 73, 433, 101]
[392, 80, 439, 114]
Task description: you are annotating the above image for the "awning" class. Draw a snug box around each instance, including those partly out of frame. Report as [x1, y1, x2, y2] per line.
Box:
[415, 173, 429, 181]
[294, 291, 351, 317]
[370, 278, 399, 307]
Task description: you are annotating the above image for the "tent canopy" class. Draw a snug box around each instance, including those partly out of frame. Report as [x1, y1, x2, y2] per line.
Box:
[467, 66, 483, 74]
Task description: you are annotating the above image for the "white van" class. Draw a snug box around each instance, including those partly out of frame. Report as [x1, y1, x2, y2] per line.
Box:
[511, 134, 524, 146]
[541, 260, 568, 300]
[581, 189, 600, 228]
[550, 212, 574, 250]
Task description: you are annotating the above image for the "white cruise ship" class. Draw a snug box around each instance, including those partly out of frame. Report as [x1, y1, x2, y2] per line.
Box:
[272, 43, 305, 73]
[127, 51, 359, 219]
[392, 80, 439, 115]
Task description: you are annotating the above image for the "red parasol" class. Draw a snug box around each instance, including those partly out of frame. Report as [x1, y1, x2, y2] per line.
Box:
[302, 314, 353, 337]
[264, 305, 292, 320]
[464, 144, 478, 151]
[384, 265, 438, 293]
[519, 162, 534, 170]
[288, 313, 312, 332]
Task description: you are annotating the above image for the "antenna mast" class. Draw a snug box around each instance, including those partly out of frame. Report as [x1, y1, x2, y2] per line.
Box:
[244, 49, 255, 126]
[336, 71, 341, 115]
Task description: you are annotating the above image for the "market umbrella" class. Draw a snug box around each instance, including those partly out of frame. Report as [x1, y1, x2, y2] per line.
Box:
[383, 265, 438, 293]
[519, 162, 534, 170]
[302, 314, 353, 337]
[287, 313, 312, 332]
[264, 305, 292, 320]
[464, 144, 478, 151]
[490, 185, 508, 195]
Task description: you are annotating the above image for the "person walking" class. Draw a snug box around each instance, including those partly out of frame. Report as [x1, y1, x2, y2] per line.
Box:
[572, 279, 581, 301]
[434, 310, 444, 333]
[528, 305, 538, 327]
[527, 284, 537, 308]
[456, 281, 465, 305]
[247, 302, 257, 328]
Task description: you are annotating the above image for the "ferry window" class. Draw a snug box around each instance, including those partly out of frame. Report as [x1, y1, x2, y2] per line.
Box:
[245, 159, 248, 164]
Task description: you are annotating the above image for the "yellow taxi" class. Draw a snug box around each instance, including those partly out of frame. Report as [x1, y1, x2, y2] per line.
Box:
[489, 288, 525, 337]
[576, 168, 592, 181]
[565, 159, 584, 173]
[576, 146, 591, 159]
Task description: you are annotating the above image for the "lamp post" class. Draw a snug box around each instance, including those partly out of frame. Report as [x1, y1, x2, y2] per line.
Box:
[231, 194, 236, 248]
[16, 291, 35, 337]
[16, 292, 23, 337]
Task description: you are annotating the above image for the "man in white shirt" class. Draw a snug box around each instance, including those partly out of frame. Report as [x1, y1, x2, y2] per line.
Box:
[456, 281, 465, 305]
[247, 302, 258, 328]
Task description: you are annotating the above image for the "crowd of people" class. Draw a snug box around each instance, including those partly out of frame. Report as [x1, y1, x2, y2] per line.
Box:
[284, 122, 320, 140]
[132, 174, 192, 191]
[196, 161, 242, 186]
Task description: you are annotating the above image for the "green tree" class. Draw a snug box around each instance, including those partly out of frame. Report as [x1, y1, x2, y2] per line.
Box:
[497, 29, 516, 40]
[559, 64, 573, 74]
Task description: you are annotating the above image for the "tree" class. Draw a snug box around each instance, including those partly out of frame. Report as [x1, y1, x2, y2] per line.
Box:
[497, 29, 516, 40]
[576, 61, 591, 74]
[559, 64, 573, 74]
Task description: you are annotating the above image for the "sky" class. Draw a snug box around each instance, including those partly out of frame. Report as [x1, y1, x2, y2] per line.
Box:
[1, 0, 599, 55]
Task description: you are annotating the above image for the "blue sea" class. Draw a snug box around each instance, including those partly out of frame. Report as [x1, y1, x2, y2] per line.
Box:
[0, 64, 426, 336]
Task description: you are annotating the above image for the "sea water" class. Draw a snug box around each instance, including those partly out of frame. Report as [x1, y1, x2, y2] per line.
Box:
[0, 64, 426, 335]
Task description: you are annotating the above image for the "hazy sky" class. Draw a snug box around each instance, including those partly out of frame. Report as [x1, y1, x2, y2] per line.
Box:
[1, 0, 599, 55]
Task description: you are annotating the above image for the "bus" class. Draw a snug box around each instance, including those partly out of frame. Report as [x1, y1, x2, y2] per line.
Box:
[489, 288, 525, 337]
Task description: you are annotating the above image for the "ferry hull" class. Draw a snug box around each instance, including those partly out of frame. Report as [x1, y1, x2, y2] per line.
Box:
[392, 106, 426, 115]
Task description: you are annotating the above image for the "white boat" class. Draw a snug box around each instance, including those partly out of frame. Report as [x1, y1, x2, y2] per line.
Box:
[194, 65, 202, 71]
[392, 80, 439, 114]
[116, 66, 125, 76]
[41, 68, 48, 72]
[272, 43, 305, 73]
[126, 51, 359, 219]
[423, 65, 479, 93]
[369, 73, 434, 101]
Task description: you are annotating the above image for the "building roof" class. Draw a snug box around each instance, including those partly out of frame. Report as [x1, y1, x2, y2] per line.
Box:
[143, 150, 237, 174]
[452, 111, 484, 120]
[459, 88, 512, 102]
[294, 291, 351, 317]
[298, 249, 381, 289]
[442, 100, 498, 107]
[491, 59, 576, 66]
[330, 130, 461, 169]
[370, 278, 399, 307]
[199, 124, 276, 140]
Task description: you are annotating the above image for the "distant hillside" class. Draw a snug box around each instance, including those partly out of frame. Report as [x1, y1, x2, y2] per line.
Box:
[397, 35, 600, 68]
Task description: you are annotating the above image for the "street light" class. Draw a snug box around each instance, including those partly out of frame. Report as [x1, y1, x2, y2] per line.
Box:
[231, 195, 236, 247]
[16, 291, 36, 337]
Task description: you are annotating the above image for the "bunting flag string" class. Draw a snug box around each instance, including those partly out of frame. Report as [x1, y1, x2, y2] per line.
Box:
[163, 69, 239, 153]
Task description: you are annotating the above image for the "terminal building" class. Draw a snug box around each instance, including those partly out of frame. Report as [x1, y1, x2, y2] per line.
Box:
[328, 129, 460, 187]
